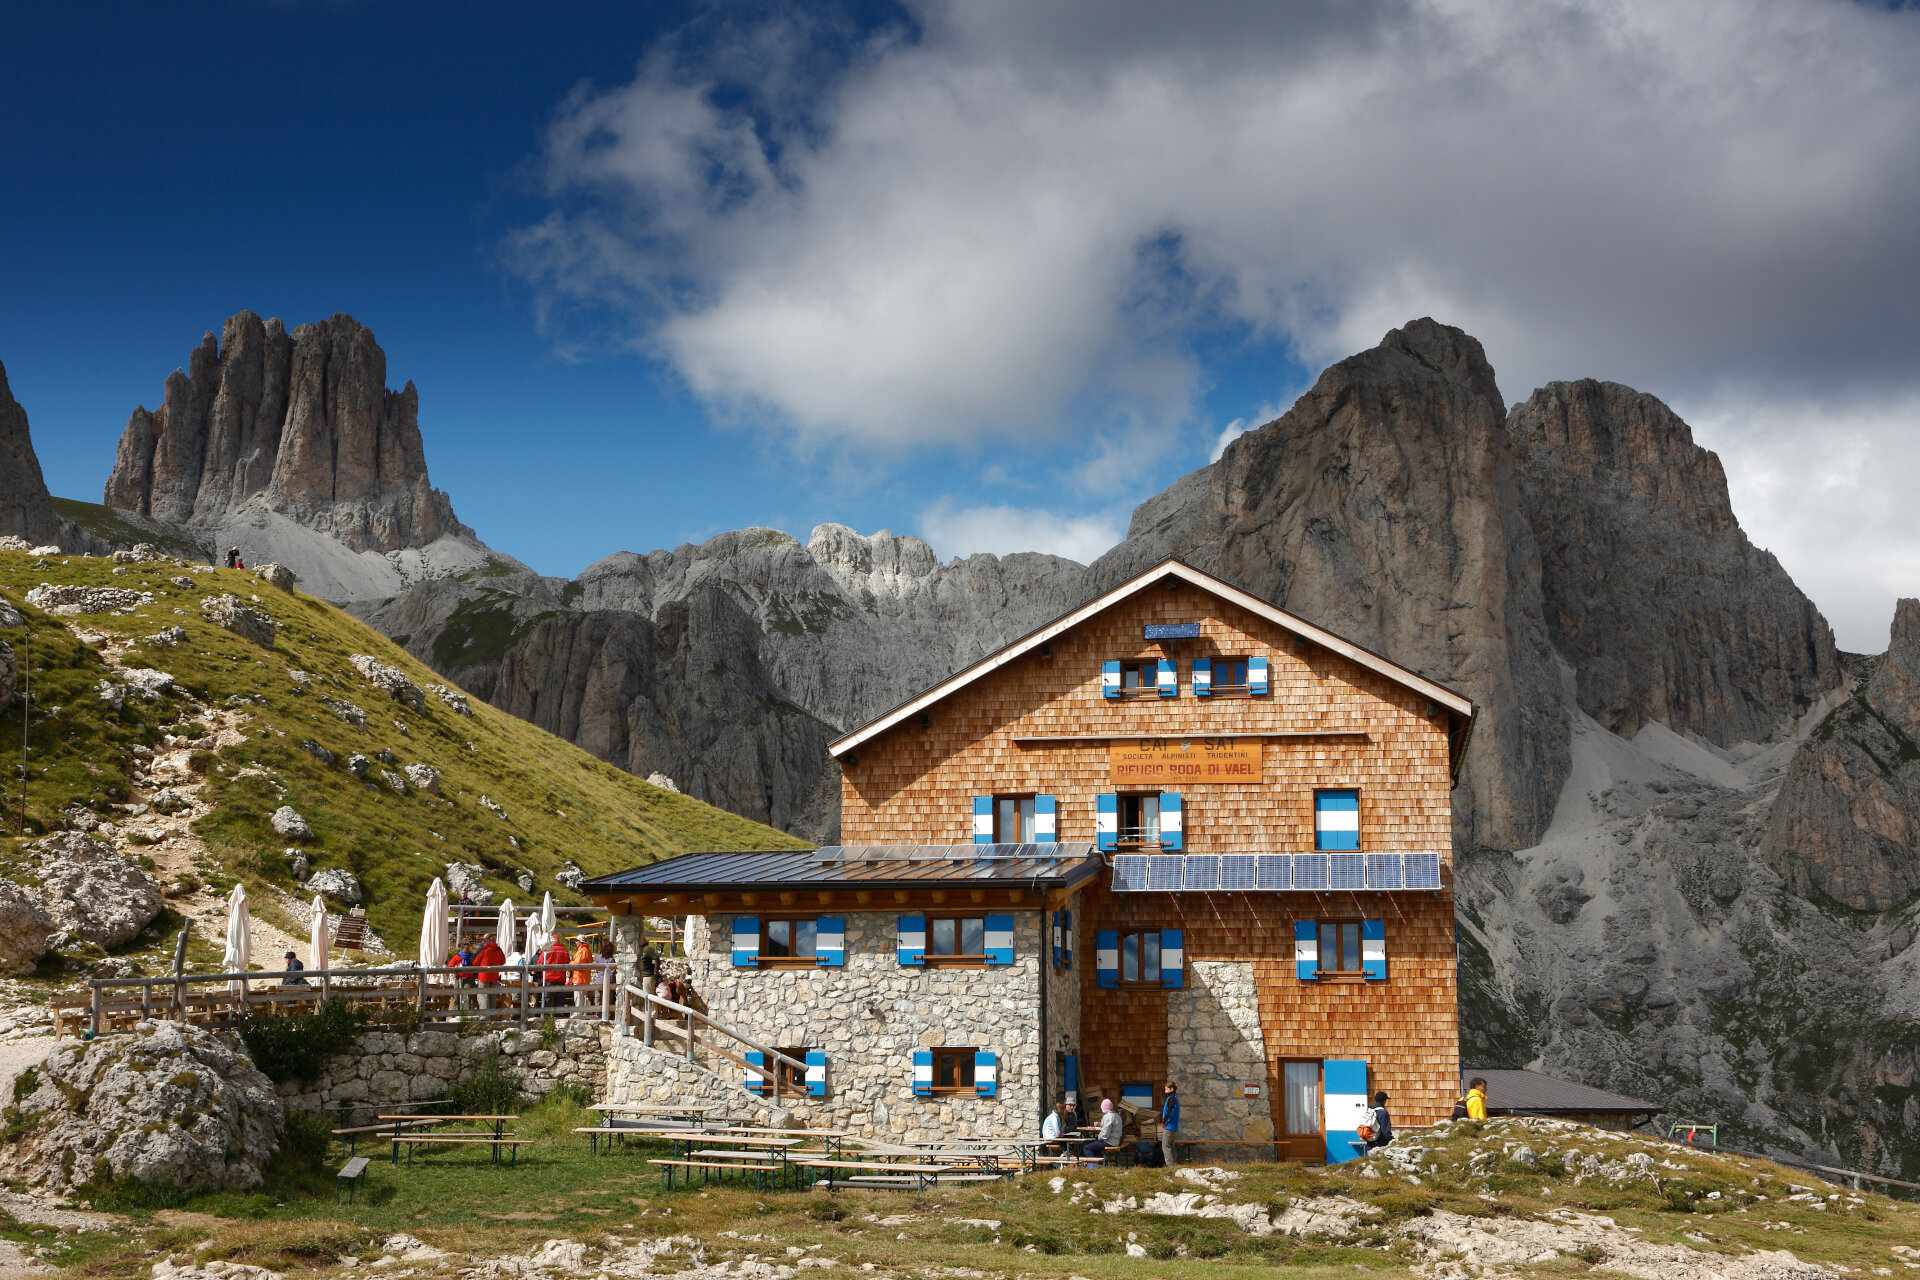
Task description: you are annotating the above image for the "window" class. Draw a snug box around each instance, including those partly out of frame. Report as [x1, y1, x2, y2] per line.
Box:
[1118, 793, 1161, 848]
[995, 795, 1036, 843]
[1212, 657, 1251, 691]
[760, 918, 818, 963]
[1118, 659, 1157, 694]
[932, 1047, 977, 1094]
[772, 1047, 810, 1091]
[927, 916, 986, 962]
[1118, 929, 1162, 984]
[1316, 920, 1364, 975]
[1315, 789, 1360, 852]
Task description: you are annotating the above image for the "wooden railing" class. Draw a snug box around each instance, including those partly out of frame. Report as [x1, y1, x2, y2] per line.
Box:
[66, 961, 617, 1039]
[621, 982, 807, 1106]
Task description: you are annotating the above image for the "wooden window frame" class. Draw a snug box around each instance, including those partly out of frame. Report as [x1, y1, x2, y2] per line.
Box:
[1116, 928, 1165, 987]
[923, 915, 988, 969]
[1209, 655, 1253, 696]
[993, 793, 1036, 844]
[1314, 918, 1366, 979]
[771, 1046, 811, 1090]
[758, 916, 822, 968]
[931, 1047, 978, 1095]
[1115, 658, 1160, 699]
[1115, 792, 1164, 851]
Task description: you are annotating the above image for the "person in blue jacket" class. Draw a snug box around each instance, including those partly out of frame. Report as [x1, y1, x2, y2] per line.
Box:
[1160, 1082, 1180, 1167]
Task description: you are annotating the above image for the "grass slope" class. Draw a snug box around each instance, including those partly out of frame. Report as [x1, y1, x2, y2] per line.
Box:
[0, 550, 805, 948]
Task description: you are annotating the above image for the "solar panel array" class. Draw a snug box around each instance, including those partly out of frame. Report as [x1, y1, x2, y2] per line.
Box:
[1108, 851, 1448, 892]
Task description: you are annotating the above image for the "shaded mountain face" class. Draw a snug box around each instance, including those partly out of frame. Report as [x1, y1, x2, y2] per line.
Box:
[0, 359, 59, 545]
[103, 312, 469, 554]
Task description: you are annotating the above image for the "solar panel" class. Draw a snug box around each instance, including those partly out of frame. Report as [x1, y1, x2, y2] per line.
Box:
[1183, 856, 1220, 892]
[1111, 854, 1150, 892]
[1219, 855, 1258, 891]
[1330, 853, 1366, 891]
[1292, 853, 1328, 891]
[1366, 853, 1403, 890]
[1148, 856, 1185, 891]
[1255, 854, 1291, 891]
[1403, 852, 1442, 889]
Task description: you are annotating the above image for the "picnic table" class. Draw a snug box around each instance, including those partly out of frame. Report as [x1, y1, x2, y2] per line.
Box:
[790, 1157, 950, 1191]
[380, 1113, 526, 1167]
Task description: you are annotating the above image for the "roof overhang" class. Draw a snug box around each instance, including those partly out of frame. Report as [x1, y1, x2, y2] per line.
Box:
[829, 559, 1474, 760]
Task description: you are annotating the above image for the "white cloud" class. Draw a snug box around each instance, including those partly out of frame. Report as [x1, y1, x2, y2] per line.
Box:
[1210, 399, 1290, 461]
[919, 501, 1124, 566]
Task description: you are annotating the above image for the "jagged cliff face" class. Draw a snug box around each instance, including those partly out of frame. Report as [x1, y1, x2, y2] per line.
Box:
[103, 312, 469, 554]
[0, 359, 59, 545]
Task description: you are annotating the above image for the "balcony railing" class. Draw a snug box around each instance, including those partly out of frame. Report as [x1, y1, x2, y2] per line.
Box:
[1110, 851, 1443, 893]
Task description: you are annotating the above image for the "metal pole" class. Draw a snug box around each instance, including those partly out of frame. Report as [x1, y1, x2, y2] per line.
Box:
[416, 968, 426, 1028]
[517, 965, 528, 1033]
[89, 981, 101, 1038]
[171, 922, 191, 1022]
[17, 629, 27, 836]
[643, 975, 655, 1047]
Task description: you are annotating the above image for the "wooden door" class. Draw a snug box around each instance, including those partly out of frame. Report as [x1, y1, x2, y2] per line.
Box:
[1277, 1059, 1324, 1162]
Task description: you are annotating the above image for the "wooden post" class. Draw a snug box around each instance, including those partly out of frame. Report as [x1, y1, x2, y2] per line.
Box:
[171, 922, 191, 1023]
[416, 968, 427, 1028]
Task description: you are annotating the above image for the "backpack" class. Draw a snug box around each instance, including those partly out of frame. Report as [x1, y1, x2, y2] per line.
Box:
[1356, 1123, 1375, 1142]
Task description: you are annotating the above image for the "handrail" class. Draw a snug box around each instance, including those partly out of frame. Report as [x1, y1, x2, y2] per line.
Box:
[622, 983, 807, 1103]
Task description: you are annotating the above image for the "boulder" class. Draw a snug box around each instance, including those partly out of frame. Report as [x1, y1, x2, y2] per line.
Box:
[270, 806, 313, 841]
[95, 680, 125, 711]
[555, 864, 585, 892]
[350, 654, 425, 711]
[346, 753, 370, 779]
[426, 683, 471, 715]
[12, 1019, 282, 1192]
[404, 763, 442, 794]
[140, 626, 187, 648]
[646, 771, 680, 794]
[0, 639, 13, 709]
[28, 545, 59, 557]
[480, 795, 507, 820]
[254, 563, 296, 592]
[444, 862, 493, 905]
[200, 594, 276, 647]
[0, 598, 22, 627]
[0, 878, 54, 975]
[379, 769, 408, 794]
[149, 788, 191, 815]
[25, 584, 152, 614]
[300, 739, 334, 764]
[122, 667, 176, 699]
[29, 832, 164, 948]
[306, 867, 363, 906]
[282, 850, 310, 882]
[326, 699, 366, 726]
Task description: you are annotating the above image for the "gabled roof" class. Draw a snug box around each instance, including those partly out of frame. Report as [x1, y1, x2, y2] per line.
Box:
[828, 559, 1474, 759]
[1462, 1068, 1658, 1116]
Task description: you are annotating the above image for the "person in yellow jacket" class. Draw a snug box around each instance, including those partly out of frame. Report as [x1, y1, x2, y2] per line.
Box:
[1465, 1077, 1488, 1120]
[569, 936, 596, 1008]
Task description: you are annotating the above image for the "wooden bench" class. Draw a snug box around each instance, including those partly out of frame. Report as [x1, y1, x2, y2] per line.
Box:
[336, 1155, 370, 1202]
[792, 1159, 947, 1191]
[332, 1117, 437, 1155]
[649, 1157, 781, 1190]
[392, 1135, 532, 1167]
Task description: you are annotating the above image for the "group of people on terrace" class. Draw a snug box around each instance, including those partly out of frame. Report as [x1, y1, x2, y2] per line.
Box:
[443, 931, 615, 1010]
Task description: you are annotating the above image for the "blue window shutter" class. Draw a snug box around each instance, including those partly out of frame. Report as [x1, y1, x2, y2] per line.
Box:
[1192, 657, 1211, 697]
[806, 1050, 827, 1097]
[745, 1050, 766, 1095]
[1096, 794, 1118, 852]
[731, 917, 759, 967]
[1062, 909, 1073, 968]
[975, 1050, 998, 1097]
[1096, 930, 1119, 988]
[1294, 920, 1319, 981]
[1362, 919, 1387, 980]
[1035, 794, 1057, 843]
[912, 1049, 933, 1095]
[1051, 910, 1062, 968]
[1157, 658, 1177, 697]
[1249, 655, 1270, 695]
[898, 915, 926, 966]
[1159, 792, 1183, 851]
[1315, 790, 1361, 851]
[1064, 1053, 1079, 1098]
[1102, 660, 1122, 699]
[973, 795, 994, 844]
[1160, 929, 1184, 988]
[1323, 1060, 1370, 1164]
[984, 914, 1014, 965]
[816, 917, 846, 967]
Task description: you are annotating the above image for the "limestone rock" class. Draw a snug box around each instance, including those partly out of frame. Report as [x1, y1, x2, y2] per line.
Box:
[0, 878, 54, 975]
[101, 312, 469, 553]
[300, 739, 334, 764]
[95, 679, 125, 711]
[426, 682, 471, 714]
[282, 850, 310, 882]
[25, 584, 151, 615]
[253, 562, 296, 591]
[122, 668, 176, 699]
[647, 771, 680, 794]
[555, 863, 585, 892]
[29, 832, 165, 948]
[271, 805, 313, 841]
[13, 1019, 282, 1191]
[141, 625, 187, 648]
[379, 769, 408, 794]
[350, 653, 425, 711]
[0, 358, 59, 546]
[403, 763, 441, 794]
[149, 788, 191, 815]
[325, 699, 366, 727]
[0, 598, 22, 628]
[346, 753, 370, 779]
[444, 862, 492, 905]
[306, 867, 363, 906]
[480, 795, 506, 820]
[200, 593, 276, 647]
[0, 639, 14, 710]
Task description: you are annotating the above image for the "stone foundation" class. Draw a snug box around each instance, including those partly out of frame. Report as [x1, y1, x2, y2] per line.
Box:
[276, 1019, 612, 1120]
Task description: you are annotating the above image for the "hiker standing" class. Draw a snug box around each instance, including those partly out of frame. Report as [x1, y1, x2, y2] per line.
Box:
[1159, 1082, 1180, 1167]
[226, 546, 241, 569]
[1466, 1077, 1488, 1120]
[1366, 1092, 1394, 1150]
[474, 932, 505, 1009]
[569, 935, 595, 1008]
[541, 935, 571, 1009]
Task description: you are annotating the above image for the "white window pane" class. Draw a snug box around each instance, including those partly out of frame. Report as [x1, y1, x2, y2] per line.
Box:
[1018, 797, 1035, 842]
[1122, 933, 1139, 981]
[1284, 1062, 1321, 1135]
[931, 918, 957, 955]
[796, 920, 817, 957]
[1143, 933, 1160, 976]
[960, 918, 985, 955]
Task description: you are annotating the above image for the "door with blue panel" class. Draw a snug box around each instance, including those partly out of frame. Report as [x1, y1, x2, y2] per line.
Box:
[1322, 1060, 1371, 1164]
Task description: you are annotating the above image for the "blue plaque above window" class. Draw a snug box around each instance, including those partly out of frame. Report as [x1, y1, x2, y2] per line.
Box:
[1143, 623, 1201, 640]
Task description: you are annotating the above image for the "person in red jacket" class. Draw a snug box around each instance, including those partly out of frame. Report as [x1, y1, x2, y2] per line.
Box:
[474, 934, 506, 1010]
[541, 936, 572, 1009]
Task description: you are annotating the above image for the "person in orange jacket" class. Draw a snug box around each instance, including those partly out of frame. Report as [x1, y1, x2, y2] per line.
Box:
[541, 936, 572, 1008]
[569, 936, 596, 1008]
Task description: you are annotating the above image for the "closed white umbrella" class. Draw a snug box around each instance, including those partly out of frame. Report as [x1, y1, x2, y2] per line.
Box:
[495, 897, 516, 958]
[420, 878, 449, 977]
[222, 883, 251, 999]
[309, 893, 329, 977]
[536, 891, 556, 957]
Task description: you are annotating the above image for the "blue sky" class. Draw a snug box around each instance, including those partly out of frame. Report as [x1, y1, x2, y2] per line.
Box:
[5, 2, 1920, 650]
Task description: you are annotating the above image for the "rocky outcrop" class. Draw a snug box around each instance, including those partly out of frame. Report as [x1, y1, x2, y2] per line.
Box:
[11, 1020, 282, 1191]
[0, 879, 54, 975]
[0, 359, 59, 546]
[1506, 380, 1841, 745]
[103, 312, 468, 553]
[30, 833, 164, 949]
[1762, 601, 1920, 911]
[201, 593, 276, 647]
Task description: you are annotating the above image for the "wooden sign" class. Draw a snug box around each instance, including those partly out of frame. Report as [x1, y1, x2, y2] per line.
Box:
[1110, 737, 1263, 786]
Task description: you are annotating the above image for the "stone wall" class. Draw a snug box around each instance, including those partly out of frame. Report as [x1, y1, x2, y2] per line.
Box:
[1041, 894, 1083, 1110]
[680, 909, 1044, 1139]
[1166, 961, 1274, 1143]
[276, 1018, 612, 1121]
[602, 1036, 799, 1126]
